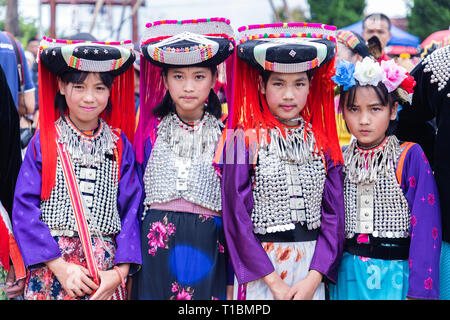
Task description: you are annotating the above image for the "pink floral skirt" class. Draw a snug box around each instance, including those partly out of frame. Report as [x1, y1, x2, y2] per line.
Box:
[24, 236, 126, 300]
[131, 209, 227, 300]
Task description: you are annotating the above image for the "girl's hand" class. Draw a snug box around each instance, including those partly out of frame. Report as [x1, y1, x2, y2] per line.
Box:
[5, 265, 25, 299]
[226, 285, 234, 300]
[46, 258, 98, 298]
[263, 271, 291, 300]
[90, 264, 129, 300]
[285, 270, 323, 300]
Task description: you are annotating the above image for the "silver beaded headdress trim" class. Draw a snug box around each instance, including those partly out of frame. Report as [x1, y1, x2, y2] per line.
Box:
[147, 32, 220, 66]
[422, 45, 450, 98]
[56, 117, 119, 168]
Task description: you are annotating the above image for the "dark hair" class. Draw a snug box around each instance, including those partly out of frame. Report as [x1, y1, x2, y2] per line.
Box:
[152, 66, 222, 119]
[339, 82, 399, 135]
[55, 71, 115, 118]
[27, 37, 39, 44]
[363, 13, 392, 31]
[260, 69, 313, 85]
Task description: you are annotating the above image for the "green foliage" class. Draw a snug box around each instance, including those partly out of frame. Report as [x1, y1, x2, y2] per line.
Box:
[274, 6, 306, 22]
[307, 0, 366, 28]
[17, 17, 39, 45]
[407, 0, 450, 41]
[0, 14, 38, 47]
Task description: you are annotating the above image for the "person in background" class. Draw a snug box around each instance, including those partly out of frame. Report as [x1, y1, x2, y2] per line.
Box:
[0, 64, 26, 300]
[395, 45, 450, 299]
[0, 31, 36, 152]
[362, 13, 392, 62]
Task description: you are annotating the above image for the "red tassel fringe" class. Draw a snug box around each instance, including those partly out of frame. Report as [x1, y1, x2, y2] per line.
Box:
[231, 57, 343, 164]
[39, 62, 135, 200]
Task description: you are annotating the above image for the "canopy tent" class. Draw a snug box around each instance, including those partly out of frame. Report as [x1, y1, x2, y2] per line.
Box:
[421, 29, 450, 48]
[341, 20, 420, 48]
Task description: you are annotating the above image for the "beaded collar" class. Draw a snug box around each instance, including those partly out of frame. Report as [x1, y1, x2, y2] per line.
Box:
[157, 111, 224, 159]
[56, 116, 119, 168]
[343, 135, 401, 184]
[261, 118, 318, 164]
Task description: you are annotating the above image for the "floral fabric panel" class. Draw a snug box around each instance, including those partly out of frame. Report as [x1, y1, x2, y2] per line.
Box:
[24, 236, 120, 300]
[132, 209, 227, 300]
[236, 240, 325, 300]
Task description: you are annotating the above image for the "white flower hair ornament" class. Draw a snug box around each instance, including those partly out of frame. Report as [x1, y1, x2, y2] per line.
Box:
[353, 57, 384, 87]
[332, 56, 416, 103]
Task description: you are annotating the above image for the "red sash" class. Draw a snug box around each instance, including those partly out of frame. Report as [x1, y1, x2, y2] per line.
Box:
[55, 126, 100, 285]
[55, 125, 126, 299]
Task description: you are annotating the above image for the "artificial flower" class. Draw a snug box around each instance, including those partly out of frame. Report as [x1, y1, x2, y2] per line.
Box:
[331, 59, 356, 90]
[353, 57, 383, 87]
[399, 73, 416, 94]
[380, 59, 407, 92]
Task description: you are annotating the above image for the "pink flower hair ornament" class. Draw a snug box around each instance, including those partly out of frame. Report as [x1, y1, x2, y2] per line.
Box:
[332, 57, 416, 103]
[380, 59, 408, 93]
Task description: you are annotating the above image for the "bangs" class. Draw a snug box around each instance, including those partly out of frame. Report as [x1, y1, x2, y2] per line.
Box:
[339, 82, 394, 112]
[59, 71, 115, 89]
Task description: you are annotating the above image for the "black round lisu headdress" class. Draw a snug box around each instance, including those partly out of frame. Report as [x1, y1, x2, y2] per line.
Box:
[140, 18, 235, 68]
[236, 22, 337, 73]
[39, 36, 135, 76]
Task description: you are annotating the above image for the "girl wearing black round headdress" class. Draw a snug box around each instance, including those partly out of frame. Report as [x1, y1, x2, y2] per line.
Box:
[132, 18, 235, 300]
[12, 37, 142, 300]
[222, 22, 345, 300]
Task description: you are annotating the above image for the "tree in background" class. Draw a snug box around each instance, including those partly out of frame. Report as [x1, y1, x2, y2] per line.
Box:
[308, 0, 365, 28]
[268, 0, 306, 22]
[268, 0, 365, 28]
[407, 0, 450, 41]
[1, 0, 38, 46]
[5, 0, 20, 36]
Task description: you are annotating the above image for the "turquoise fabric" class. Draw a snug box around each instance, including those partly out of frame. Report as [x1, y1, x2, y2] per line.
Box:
[440, 241, 450, 300]
[330, 252, 409, 300]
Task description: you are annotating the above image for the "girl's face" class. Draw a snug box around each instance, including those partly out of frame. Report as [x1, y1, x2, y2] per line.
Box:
[260, 72, 310, 126]
[164, 67, 216, 122]
[58, 72, 110, 131]
[342, 86, 398, 148]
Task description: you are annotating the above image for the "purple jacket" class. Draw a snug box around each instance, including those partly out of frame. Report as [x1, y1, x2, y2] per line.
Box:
[221, 136, 346, 285]
[398, 143, 441, 299]
[12, 130, 142, 269]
